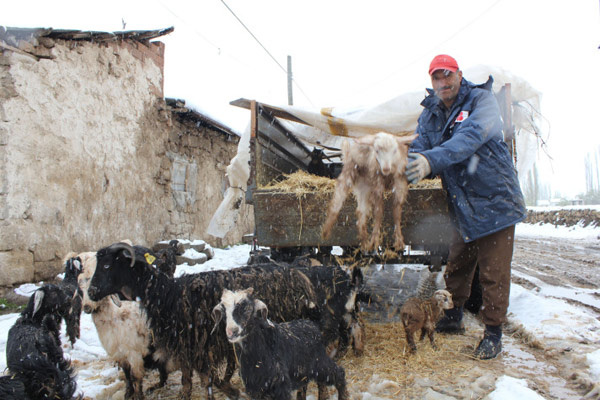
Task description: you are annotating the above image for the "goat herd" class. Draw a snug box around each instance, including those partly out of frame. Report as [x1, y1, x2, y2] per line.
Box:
[1, 239, 366, 400]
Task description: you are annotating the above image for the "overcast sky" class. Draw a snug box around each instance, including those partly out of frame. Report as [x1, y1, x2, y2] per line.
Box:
[3, 0, 600, 197]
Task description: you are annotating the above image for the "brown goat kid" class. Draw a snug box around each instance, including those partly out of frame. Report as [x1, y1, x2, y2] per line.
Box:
[400, 289, 453, 353]
[321, 132, 418, 251]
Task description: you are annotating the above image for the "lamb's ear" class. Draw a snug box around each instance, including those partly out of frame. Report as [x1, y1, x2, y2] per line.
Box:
[397, 133, 418, 146]
[244, 287, 254, 296]
[357, 133, 377, 146]
[254, 299, 268, 321]
[210, 304, 224, 335]
[109, 294, 122, 308]
[32, 289, 45, 317]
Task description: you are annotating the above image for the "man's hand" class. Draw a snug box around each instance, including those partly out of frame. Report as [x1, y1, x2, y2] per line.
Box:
[406, 153, 431, 184]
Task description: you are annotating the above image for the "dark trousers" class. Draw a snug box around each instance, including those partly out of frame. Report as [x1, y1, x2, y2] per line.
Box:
[444, 225, 515, 326]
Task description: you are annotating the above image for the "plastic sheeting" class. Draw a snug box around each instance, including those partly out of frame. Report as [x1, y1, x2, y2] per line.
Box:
[206, 65, 544, 239]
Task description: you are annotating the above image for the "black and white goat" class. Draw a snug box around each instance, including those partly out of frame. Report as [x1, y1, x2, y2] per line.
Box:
[213, 288, 349, 400]
[77, 251, 172, 400]
[6, 285, 80, 400]
[87, 242, 318, 400]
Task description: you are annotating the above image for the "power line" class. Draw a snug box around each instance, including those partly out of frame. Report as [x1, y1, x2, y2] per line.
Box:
[218, 0, 315, 106]
[219, 0, 287, 74]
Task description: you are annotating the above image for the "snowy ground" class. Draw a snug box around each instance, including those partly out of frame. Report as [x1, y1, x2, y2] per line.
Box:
[1, 218, 599, 399]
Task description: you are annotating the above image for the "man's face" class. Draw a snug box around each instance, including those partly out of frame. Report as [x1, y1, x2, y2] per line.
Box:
[431, 69, 462, 107]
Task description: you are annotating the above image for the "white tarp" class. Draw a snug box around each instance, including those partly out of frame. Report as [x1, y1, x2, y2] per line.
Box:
[206, 65, 544, 239]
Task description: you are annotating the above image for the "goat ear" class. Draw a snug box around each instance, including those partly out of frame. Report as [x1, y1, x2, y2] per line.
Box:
[109, 294, 122, 308]
[254, 299, 268, 321]
[32, 290, 45, 317]
[357, 133, 377, 145]
[397, 133, 418, 146]
[244, 287, 254, 296]
[210, 304, 224, 335]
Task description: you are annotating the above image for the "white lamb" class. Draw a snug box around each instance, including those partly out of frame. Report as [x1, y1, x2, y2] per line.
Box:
[322, 132, 418, 250]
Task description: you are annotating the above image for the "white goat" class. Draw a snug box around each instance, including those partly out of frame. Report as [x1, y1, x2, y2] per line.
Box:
[322, 132, 418, 250]
[78, 252, 172, 400]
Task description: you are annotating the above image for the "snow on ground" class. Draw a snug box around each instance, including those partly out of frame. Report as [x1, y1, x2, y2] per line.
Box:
[0, 215, 599, 399]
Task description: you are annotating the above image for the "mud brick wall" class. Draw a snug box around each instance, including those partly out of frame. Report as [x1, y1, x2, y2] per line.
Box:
[0, 31, 253, 286]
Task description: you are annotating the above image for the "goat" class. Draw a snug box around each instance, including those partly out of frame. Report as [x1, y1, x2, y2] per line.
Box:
[6, 285, 80, 400]
[151, 239, 180, 278]
[322, 132, 418, 251]
[87, 242, 319, 400]
[400, 289, 453, 353]
[77, 251, 172, 400]
[291, 257, 366, 357]
[212, 288, 349, 400]
[60, 252, 86, 346]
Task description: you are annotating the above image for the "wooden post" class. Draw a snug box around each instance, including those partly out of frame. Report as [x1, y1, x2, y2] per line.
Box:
[287, 55, 293, 106]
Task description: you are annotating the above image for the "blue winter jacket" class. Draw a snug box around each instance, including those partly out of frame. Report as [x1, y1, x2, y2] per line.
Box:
[411, 76, 526, 242]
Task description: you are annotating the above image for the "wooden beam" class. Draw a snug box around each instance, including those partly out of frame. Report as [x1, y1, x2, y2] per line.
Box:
[230, 98, 308, 125]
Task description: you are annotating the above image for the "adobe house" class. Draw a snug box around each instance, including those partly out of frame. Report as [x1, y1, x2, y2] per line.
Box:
[0, 27, 253, 286]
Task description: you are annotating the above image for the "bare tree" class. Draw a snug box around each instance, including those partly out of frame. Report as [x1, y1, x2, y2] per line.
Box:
[584, 146, 600, 193]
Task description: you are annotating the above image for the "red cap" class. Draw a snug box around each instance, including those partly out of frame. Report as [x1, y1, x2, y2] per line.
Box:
[429, 54, 459, 75]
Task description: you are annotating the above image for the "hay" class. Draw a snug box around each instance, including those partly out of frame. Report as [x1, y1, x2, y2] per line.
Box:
[338, 320, 475, 398]
[260, 170, 441, 195]
[260, 170, 336, 195]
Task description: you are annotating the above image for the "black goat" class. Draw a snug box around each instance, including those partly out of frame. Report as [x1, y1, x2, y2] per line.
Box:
[88, 242, 318, 400]
[6, 285, 80, 400]
[291, 258, 366, 357]
[60, 253, 85, 345]
[152, 239, 180, 278]
[213, 288, 349, 400]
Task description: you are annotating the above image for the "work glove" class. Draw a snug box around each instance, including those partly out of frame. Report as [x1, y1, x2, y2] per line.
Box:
[406, 153, 431, 184]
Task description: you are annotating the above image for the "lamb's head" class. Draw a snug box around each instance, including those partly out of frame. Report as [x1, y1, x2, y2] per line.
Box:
[88, 242, 137, 302]
[212, 288, 268, 344]
[361, 132, 419, 176]
[433, 289, 453, 310]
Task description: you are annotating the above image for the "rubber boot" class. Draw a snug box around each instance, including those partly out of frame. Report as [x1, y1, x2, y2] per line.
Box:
[435, 306, 465, 334]
[474, 324, 502, 359]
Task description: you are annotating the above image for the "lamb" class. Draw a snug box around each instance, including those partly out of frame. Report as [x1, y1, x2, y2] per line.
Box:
[212, 288, 349, 400]
[399, 289, 454, 353]
[87, 242, 319, 400]
[322, 132, 418, 251]
[77, 251, 172, 400]
[6, 285, 80, 400]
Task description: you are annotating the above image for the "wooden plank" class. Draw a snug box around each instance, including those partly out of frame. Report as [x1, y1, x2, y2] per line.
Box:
[253, 188, 453, 253]
[230, 98, 309, 125]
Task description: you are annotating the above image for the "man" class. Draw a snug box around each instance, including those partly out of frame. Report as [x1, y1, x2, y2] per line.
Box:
[406, 54, 526, 359]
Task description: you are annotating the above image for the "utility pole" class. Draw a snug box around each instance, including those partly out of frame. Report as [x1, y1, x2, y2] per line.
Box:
[287, 55, 293, 106]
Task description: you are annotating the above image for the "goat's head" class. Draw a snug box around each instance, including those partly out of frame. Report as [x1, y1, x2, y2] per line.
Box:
[211, 288, 268, 344]
[358, 132, 418, 176]
[433, 289, 454, 310]
[88, 242, 138, 302]
[24, 284, 71, 321]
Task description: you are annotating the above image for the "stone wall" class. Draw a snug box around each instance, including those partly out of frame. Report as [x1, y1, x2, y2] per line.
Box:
[0, 31, 253, 286]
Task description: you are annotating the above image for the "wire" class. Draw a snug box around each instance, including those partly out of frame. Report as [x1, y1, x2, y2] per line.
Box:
[219, 0, 315, 106]
[219, 0, 287, 74]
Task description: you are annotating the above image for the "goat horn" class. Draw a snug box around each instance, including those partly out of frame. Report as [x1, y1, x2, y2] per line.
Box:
[108, 242, 136, 267]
